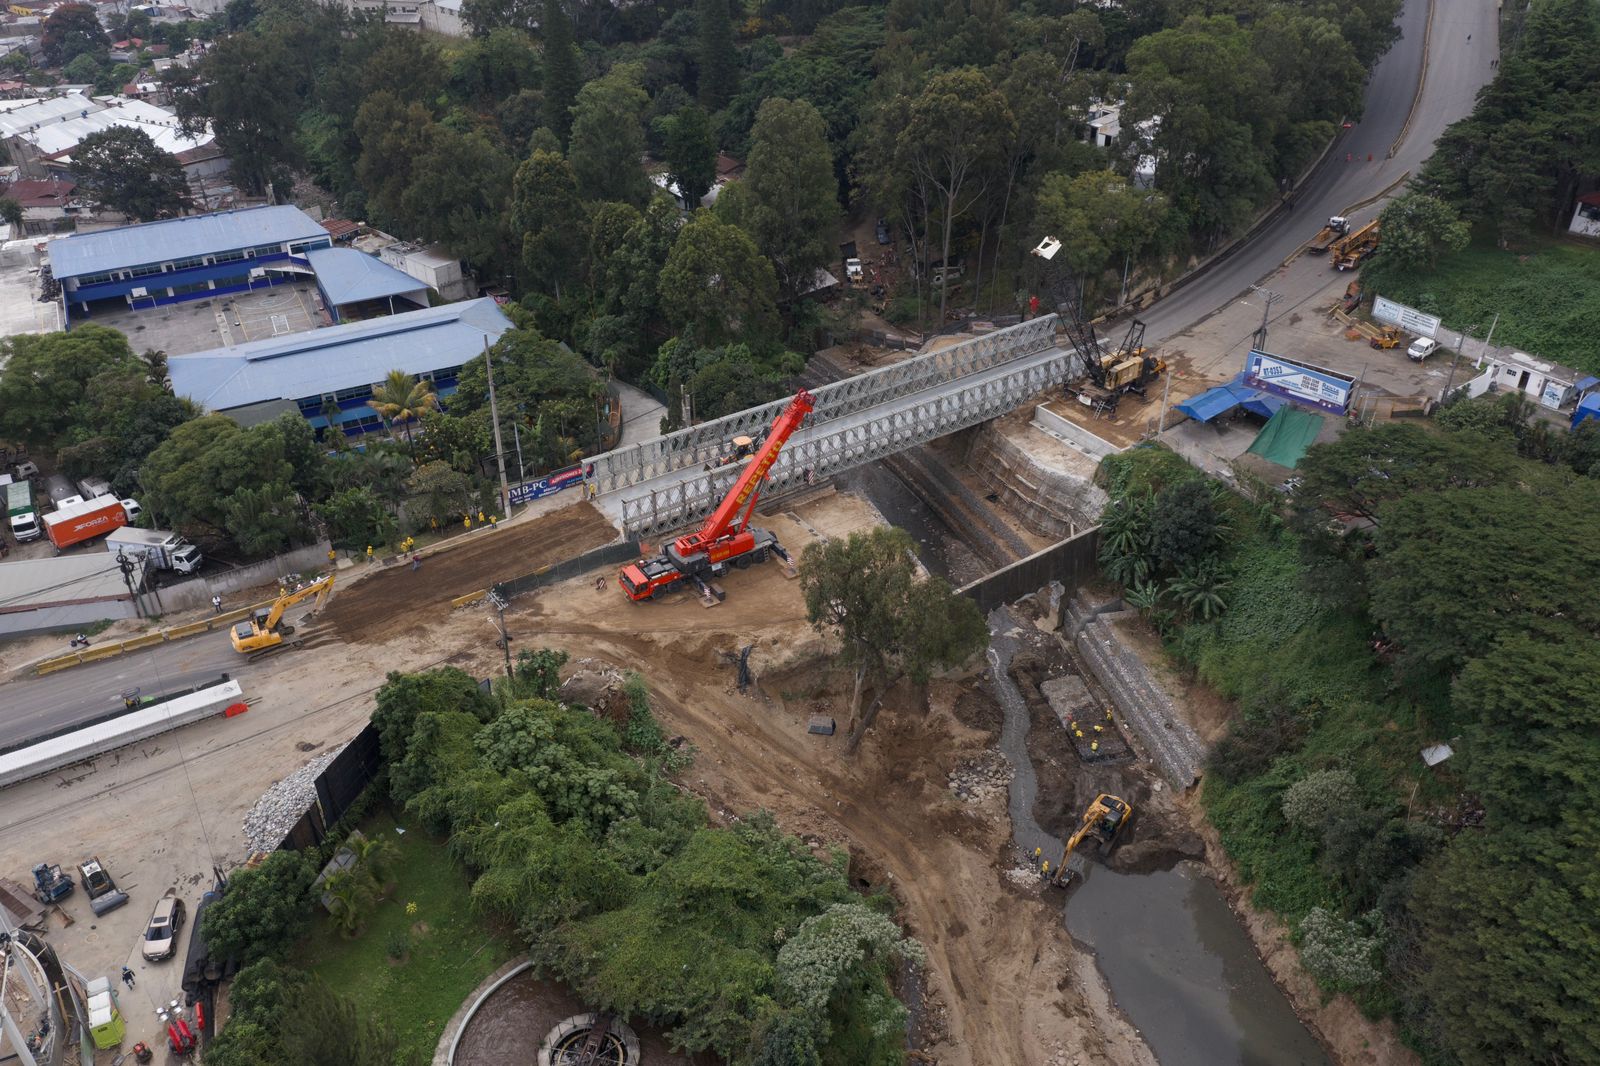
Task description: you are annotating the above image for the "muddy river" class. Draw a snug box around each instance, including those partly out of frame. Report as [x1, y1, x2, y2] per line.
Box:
[987, 607, 1328, 1066]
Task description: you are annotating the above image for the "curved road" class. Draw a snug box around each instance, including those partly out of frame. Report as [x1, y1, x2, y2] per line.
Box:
[1142, 0, 1497, 346]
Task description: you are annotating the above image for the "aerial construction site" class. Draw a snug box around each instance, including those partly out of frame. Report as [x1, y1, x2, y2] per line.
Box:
[0, 310, 1422, 1066]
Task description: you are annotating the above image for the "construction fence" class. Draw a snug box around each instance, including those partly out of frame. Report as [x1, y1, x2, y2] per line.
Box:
[957, 526, 1101, 614]
[276, 723, 383, 853]
[492, 540, 641, 601]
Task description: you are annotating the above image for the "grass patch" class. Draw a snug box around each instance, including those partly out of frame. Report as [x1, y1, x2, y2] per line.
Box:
[293, 809, 518, 1061]
[1372, 238, 1600, 372]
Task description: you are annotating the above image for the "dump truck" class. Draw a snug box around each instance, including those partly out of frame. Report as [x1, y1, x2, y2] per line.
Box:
[43, 494, 128, 550]
[5, 479, 41, 542]
[105, 527, 203, 575]
[1052, 794, 1133, 886]
[1330, 220, 1379, 271]
[1308, 216, 1350, 254]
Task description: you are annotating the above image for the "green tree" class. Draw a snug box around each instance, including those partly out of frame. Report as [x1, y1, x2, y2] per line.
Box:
[663, 104, 718, 209]
[354, 92, 438, 232]
[140, 415, 297, 541]
[73, 126, 187, 220]
[568, 64, 650, 207]
[322, 869, 376, 938]
[540, 0, 580, 145]
[61, 51, 101, 83]
[659, 211, 781, 348]
[164, 32, 301, 195]
[894, 68, 1014, 322]
[400, 125, 514, 270]
[1366, 191, 1470, 280]
[0, 326, 143, 446]
[316, 486, 396, 549]
[1149, 478, 1221, 571]
[799, 526, 988, 750]
[510, 148, 585, 298]
[717, 97, 837, 305]
[405, 461, 477, 525]
[1033, 169, 1167, 305]
[41, 2, 107, 65]
[224, 482, 301, 556]
[0, 196, 20, 227]
[1280, 768, 1361, 832]
[1296, 907, 1382, 989]
[365, 369, 438, 447]
[201, 851, 314, 964]
[696, 0, 739, 111]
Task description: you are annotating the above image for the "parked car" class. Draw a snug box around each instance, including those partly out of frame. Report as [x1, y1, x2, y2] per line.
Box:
[875, 218, 891, 245]
[1407, 337, 1440, 362]
[141, 893, 186, 961]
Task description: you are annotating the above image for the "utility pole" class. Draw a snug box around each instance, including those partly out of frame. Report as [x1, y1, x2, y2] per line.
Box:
[483, 338, 512, 517]
[1157, 364, 1173, 435]
[511, 420, 526, 485]
[115, 549, 143, 619]
[1249, 285, 1283, 352]
[487, 588, 513, 680]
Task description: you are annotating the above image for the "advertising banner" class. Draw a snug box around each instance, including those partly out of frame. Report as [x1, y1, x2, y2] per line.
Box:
[1243, 351, 1356, 414]
[1372, 296, 1441, 339]
[509, 464, 587, 505]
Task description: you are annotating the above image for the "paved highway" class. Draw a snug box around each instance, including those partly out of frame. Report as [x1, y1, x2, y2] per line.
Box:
[1141, 0, 1497, 347]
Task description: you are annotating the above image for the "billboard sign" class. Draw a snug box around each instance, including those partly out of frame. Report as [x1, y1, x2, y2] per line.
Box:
[508, 464, 587, 505]
[1372, 296, 1441, 339]
[1243, 350, 1356, 414]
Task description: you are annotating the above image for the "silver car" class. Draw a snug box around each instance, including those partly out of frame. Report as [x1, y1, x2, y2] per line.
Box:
[141, 894, 186, 962]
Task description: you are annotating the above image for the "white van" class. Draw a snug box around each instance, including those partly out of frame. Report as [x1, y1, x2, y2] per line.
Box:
[1407, 337, 1440, 362]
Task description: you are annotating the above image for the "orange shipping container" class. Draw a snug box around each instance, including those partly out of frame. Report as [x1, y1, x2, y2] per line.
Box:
[43, 495, 128, 550]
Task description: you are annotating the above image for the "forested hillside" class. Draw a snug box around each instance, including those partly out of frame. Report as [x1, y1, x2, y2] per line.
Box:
[163, 0, 1398, 415]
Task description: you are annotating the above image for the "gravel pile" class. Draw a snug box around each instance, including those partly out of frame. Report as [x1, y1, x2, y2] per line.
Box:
[947, 750, 1012, 804]
[243, 746, 343, 852]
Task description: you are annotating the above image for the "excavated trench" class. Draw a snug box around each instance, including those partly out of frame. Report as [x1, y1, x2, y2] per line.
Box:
[986, 605, 1328, 1066]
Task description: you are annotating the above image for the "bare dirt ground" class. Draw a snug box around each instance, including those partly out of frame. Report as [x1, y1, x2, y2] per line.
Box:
[323, 500, 616, 644]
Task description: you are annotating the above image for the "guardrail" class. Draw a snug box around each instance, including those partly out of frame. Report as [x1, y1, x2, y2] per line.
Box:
[589, 315, 1059, 494]
[32, 600, 269, 676]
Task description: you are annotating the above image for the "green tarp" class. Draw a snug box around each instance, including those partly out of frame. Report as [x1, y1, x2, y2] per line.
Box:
[1246, 406, 1325, 469]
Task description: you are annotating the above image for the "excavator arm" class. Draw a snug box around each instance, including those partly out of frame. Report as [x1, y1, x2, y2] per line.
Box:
[261, 573, 335, 631]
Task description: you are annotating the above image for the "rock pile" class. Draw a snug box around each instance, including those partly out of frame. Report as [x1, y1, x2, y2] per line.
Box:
[242, 746, 343, 852]
[947, 750, 1012, 803]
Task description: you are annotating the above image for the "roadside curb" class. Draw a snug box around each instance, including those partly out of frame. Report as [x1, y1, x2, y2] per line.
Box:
[1389, 0, 1436, 159]
[32, 601, 274, 676]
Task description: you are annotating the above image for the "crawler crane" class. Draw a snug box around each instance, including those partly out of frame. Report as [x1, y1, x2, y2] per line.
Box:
[619, 389, 815, 602]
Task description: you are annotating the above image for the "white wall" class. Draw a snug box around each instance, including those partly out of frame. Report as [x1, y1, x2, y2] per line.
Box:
[151, 540, 333, 614]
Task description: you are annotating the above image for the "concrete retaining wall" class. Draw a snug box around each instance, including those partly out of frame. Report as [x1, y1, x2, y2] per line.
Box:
[966, 427, 1108, 540]
[958, 527, 1100, 614]
[1031, 405, 1121, 460]
[151, 541, 333, 613]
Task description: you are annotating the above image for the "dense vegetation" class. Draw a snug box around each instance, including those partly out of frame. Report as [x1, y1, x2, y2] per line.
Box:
[0, 309, 599, 556]
[1096, 404, 1600, 1064]
[1360, 0, 1600, 368]
[159, 0, 1397, 363]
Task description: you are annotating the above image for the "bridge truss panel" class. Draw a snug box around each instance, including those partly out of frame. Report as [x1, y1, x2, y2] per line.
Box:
[591, 315, 1059, 493]
[619, 346, 1076, 537]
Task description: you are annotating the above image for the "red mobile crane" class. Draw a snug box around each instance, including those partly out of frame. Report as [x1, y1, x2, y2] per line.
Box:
[619, 389, 816, 602]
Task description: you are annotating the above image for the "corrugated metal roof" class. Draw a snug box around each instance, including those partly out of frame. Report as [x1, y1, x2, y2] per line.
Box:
[0, 94, 211, 161]
[168, 298, 513, 412]
[306, 246, 429, 307]
[0, 554, 131, 611]
[50, 205, 328, 280]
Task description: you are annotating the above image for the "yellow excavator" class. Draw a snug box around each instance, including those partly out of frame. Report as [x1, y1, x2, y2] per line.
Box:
[230, 572, 335, 655]
[1053, 793, 1133, 886]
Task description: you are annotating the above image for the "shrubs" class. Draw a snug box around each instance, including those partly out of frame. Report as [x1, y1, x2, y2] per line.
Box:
[201, 851, 314, 966]
[1280, 769, 1361, 831]
[1297, 906, 1383, 989]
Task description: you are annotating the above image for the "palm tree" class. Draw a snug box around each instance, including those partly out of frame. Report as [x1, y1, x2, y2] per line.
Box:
[1166, 562, 1230, 622]
[349, 833, 400, 893]
[365, 370, 438, 450]
[323, 870, 375, 938]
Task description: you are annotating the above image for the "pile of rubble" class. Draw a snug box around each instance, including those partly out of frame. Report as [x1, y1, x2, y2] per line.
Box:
[947, 750, 1012, 804]
[242, 746, 343, 852]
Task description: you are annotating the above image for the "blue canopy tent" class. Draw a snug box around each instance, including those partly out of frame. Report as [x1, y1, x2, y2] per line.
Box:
[1572, 391, 1600, 430]
[1174, 374, 1284, 423]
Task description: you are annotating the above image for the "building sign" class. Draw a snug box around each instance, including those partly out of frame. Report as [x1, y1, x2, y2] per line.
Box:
[1243, 350, 1356, 414]
[1373, 296, 1441, 339]
[508, 464, 587, 504]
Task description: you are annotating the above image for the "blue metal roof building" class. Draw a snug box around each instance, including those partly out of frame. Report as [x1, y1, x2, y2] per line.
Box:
[167, 299, 514, 435]
[304, 246, 431, 322]
[49, 206, 333, 323]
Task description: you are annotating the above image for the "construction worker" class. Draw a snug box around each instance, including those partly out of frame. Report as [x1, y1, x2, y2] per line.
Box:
[211, 594, 222, 614]
[477, 509, 485, 524]
[430, 516, 438, 531]
[1032, 846, 1042, 868]
[488, 515, 497, 529]
[121, 965, 135, 989]
[365, 544, 374, 563]
[463, 514, 472, 531]
[1040, 860, 1050, 883]
[328, 548, 337, 566]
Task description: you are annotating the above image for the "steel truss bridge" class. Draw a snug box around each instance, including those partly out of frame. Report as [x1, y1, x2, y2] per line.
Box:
[590, 316, 1082, 538]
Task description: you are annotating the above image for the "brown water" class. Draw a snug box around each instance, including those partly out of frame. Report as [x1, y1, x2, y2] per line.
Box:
[452, 969, 711, 1065]
[1065, 862, 1330, 1066]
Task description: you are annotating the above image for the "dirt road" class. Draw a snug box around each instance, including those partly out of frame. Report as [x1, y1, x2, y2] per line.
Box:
[514, 520, 1155, 1066]
[324, 502, 617, 644]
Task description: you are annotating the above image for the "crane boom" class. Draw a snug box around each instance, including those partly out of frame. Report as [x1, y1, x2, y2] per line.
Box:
[619, 389, 816, 603]
[675, 389, 814, 558]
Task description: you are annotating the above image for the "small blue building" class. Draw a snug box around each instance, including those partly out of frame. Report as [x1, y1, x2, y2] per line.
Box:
[167, 299, 515, 436]
[49, 205, 334, 323]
